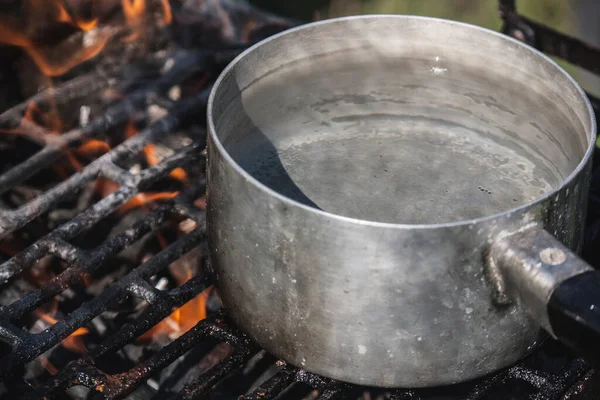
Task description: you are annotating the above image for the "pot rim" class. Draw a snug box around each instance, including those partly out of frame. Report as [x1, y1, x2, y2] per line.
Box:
[206, 14, 597, 230]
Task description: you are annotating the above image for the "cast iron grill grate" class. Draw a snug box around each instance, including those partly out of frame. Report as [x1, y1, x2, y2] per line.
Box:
[0, 1, 599, 399]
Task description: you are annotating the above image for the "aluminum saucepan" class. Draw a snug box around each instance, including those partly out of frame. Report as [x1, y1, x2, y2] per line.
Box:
[206, 15, 599, 388]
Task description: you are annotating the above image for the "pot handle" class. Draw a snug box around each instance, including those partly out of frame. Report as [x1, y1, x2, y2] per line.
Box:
[488, 228, 600, 362]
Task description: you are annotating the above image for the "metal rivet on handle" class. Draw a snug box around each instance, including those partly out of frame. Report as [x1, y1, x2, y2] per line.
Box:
[539, 248, 567, 265]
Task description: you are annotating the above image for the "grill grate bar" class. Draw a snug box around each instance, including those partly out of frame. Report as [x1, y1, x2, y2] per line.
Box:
[315, 387, 353, 400]
[239, 365, 297, 400]
[0, 313, 26, 345]
[167, 348, 259, 400]
[4, 292, 596, 400]
[3, 202, 173, 320]
[0, 202, 206, 379]
[92, 275, 212, 359]
[0, 127, 205, 284]
[0, 49, 231, 198]
[389, 393, 420, 400]
[0, 89, 209, 241]
[19, 314, 236, 399]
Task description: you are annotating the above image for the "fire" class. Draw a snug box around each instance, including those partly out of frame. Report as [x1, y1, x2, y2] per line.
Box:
[138, 231, 211, 342]
[171, 289, 211, 329]
[54, 0, 99, 31]
[23, 101, 60, 133]
[0, 100, 92, 177]
[120, 191, 179, 212]
[33, 299, 89, 354]
[143, 143, 160, 165]
[160, 0, 173, 25]
[169, 168, 187, 181]
[138, 287, 212, 342]
[121, 0, 172, 40]
[92, 178, 178, 212]
[91, 122, 182, 214]
[0, 0, 175, 150]
[64, 150, 84, 172]
[75, 139, 111, 157]
[94, 178, 120, 198]
[1, 101, 62, 141]
[143, 144, 188, 182]
[5, 100, 109, 174]
[0, 0, 112, 76]
[39, 355, 59, 375]
[125, 120, 138, 139]
[0, 20, 110, 77]
[58, 138, 112, 175]
[0, 0, 172, 78]
[122, 0, 146, 41]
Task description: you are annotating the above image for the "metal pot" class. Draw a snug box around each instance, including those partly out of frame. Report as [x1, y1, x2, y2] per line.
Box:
[206, 15, 599, 388]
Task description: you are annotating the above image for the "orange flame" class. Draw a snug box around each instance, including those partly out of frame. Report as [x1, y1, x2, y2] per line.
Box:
[64, 150, 84, 171]
[90, 124, 184, 210]
[160, 0, 173, 25]
[76, 139, 111, 157]
[138, 286, 212, 342]
[143, 143, 160, 165]
[39, 355, 59, 375]
[122, 0, 172, 40]
[120, 191, 179, 213]
[138, 230, 211, 342]
[24, 101, 43, 126]
[1, 101, 61, 139]
[0, 23, 109, 77]
[33, 300, 89, 354]
[143, 144, 188, 182]
[125, 120, 138, 139]
[169, 168, 187, 182]
[172, 289, 210, 329]
[54, 0, 99, 31]
[0, 0, 110, 77]
[32, 101, 61, 134]
[93, 178, 178, 213]
[122, 0, 146, 41]
[57, 138, 111, 176]
[94, 178, 121, 198]
[0, 0, 172, 76]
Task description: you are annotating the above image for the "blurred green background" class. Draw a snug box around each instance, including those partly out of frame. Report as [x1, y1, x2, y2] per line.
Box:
[251, 0, 573, 34]
[249, 0, 599, 93]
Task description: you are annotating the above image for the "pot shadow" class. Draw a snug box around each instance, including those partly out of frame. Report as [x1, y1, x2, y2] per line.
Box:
[215, 77, 322, 210]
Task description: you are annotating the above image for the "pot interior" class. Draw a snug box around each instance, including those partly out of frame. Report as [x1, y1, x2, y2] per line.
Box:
[212, 17, 593, 225]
